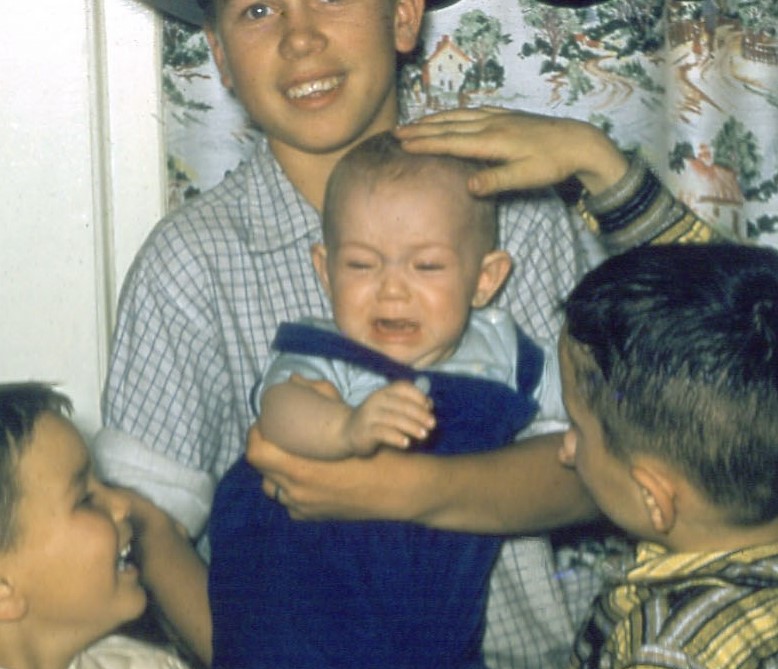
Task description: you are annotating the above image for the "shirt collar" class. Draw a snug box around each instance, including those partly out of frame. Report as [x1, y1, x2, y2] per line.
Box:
[625, 540, 778, 587]
[241, 135, 322, 253]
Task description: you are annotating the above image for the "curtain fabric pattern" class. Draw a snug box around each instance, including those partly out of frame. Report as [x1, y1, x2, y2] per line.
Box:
[162, 0, 778, 247]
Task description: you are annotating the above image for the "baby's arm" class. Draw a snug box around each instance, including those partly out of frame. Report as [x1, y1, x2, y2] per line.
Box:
[259, 376, 435, 459]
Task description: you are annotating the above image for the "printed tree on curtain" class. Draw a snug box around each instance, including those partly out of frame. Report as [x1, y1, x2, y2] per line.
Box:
[454, 10, 511, 91]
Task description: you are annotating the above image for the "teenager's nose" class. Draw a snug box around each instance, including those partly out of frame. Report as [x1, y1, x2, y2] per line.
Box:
[278, 6, 327, 59]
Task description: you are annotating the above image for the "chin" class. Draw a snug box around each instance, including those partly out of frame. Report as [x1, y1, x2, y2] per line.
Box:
[114, 588, 149, 628]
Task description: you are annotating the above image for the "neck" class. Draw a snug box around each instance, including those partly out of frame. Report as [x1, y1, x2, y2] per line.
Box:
[269, 142, 346, 213]
[0, 632, 74, 669]
[664, 515, 778, 553]
[268, 106, 400, 212]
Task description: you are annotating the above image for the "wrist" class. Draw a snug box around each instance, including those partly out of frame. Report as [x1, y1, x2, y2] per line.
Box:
[573, 124, 630, 196]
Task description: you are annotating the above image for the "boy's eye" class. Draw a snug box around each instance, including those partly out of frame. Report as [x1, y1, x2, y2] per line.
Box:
[245, 3, 275, 20]
[78, 491, 96, 507]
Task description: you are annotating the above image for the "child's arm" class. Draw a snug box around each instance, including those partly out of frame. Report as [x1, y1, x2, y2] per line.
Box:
[259, 375, 435, 459]
[396, 106, 628, 197]
[396, 107, 727, 249]
[125, 490, 211, 665]
[246, 424, 597, 534]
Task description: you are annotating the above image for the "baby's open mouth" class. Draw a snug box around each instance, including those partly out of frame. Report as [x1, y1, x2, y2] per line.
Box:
[375, 318, 418, 333]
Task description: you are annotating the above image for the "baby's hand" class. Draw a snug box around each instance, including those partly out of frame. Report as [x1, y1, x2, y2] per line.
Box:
[344, 380, 435, 456]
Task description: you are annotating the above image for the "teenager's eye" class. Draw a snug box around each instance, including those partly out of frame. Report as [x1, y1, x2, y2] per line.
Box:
[245, 3, 275, 20]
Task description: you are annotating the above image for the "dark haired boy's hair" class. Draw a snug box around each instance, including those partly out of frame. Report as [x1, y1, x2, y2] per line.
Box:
[0, 383, 72, 550]
[323, 131, 497, 250]
[563, 243, 778, 525]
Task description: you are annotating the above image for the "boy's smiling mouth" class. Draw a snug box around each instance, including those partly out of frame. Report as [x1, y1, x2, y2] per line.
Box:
[285, 75, 344, 100]
[117, 542, 135, 572]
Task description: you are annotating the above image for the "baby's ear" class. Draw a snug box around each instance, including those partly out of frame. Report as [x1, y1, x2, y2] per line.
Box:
[0, 577, 27, 622]
[472, 250, 512, 308]
[310, 244, 332, 299]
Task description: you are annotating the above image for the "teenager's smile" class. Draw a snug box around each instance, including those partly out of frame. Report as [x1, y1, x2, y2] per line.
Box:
[206, 0, 424, 157]
[284, 73, 345, 101]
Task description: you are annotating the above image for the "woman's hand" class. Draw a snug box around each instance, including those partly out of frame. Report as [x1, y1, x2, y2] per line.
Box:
[246, 422, 598, 534]
[395, 106, 629, 197]
[246, 421, 421, 521]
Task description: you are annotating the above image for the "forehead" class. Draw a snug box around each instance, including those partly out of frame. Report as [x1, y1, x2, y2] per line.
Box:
[335, 170, 475, 232]
[18, 413, 87, 494]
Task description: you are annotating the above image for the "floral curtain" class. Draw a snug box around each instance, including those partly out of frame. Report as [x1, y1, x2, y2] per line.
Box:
[162, 0, 778, 248]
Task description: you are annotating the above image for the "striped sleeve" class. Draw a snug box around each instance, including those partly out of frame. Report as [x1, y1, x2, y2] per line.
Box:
[577, 153, 729, 255]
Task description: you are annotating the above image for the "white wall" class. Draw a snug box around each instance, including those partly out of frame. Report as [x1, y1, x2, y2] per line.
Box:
[0, 0, 166, 436]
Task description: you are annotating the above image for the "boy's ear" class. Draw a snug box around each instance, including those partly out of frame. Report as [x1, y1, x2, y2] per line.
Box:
[631, 463, 676, 535]
[471, 250, 512, 308]
[0, 577, 27, 622]
[311, 244, 333, 299]
[204, 27, 233, 91]
[393, 0, 425, 55]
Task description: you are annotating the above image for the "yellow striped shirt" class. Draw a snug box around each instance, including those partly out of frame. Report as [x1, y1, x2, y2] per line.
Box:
[569, 541, 778, 668]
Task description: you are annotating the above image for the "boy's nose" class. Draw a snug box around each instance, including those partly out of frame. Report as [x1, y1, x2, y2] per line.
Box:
[279, 7, 327, 59]
[103, 484, 133, 523]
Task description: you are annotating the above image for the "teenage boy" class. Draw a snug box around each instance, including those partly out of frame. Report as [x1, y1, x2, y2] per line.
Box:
[98, 0, 721, 665]
[559, 244, 778, 668]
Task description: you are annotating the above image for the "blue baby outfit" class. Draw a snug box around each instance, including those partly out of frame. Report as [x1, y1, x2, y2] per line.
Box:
[209, 314, 544, 669]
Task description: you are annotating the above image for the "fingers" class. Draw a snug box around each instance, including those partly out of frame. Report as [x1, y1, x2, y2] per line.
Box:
[360, 382, 435, 449]
[395, 106, 606, 196]
[342, 382, 436, 456]
[398, 105, 510, 128]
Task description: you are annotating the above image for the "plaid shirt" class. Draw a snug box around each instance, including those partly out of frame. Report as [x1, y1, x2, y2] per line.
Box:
[569, 541, 778, 668]
[95, 136, 706, 669]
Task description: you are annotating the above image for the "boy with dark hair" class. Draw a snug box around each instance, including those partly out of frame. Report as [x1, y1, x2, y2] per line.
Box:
[560, 244, 778, 668]
[0, 383, 202, 669]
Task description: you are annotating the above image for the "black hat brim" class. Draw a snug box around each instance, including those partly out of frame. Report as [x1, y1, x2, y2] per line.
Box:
[142, 0, 460, 26]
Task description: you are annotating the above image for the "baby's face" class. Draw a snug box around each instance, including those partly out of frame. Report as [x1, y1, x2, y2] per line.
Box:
[0, 413, 146, 652]
[319, 175, 487, 368]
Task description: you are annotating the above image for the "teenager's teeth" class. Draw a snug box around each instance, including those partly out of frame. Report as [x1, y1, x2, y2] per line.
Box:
[286, 76, 342, 100]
